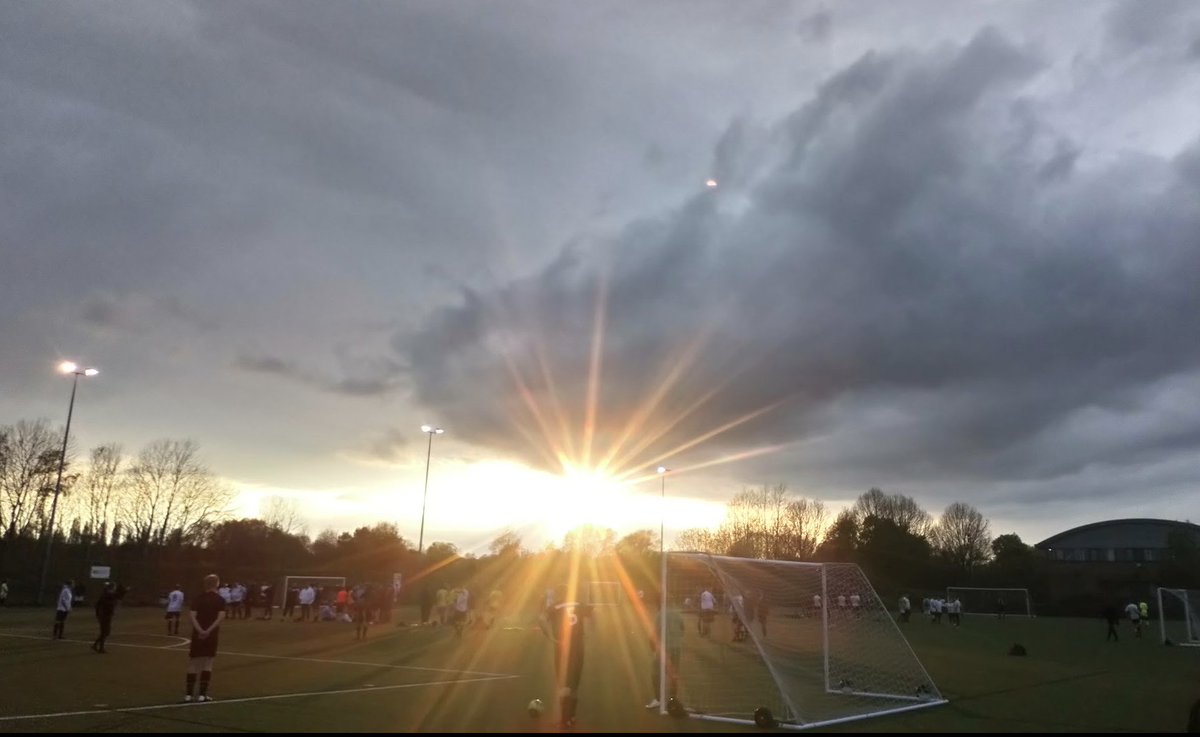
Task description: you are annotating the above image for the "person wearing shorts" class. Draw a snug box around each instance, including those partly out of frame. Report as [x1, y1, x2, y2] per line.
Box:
[184, 574, 226, 703]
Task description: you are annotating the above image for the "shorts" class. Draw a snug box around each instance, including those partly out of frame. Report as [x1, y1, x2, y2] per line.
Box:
[700, 610, 715, 622]
[165, 611, 181, 621]
[189, 630, 220, 658]
[452, 610, 467, 624]
[55, 610, 69, 623]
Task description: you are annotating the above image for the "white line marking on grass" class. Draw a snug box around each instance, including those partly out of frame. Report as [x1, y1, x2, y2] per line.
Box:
[0, 631, 515, 677]
[0, 673, 517, 722]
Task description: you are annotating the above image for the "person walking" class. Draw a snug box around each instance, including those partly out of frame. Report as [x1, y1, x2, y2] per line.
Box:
[93, 581, 127, 653]
[1104, 604, 1120, 642]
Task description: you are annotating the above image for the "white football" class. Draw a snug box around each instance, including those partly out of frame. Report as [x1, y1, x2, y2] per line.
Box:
[528, 698, 544, 717]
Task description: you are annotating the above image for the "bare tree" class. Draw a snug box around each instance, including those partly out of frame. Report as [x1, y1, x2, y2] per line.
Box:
[676, 485, 828, 560]
[561, 524, 617, 557]
[0, 420, 66, 539]
[77, 444, 124, 544]
[261, 496, 307, 536]
[488, 529, 524, 557]
[781, 497, 830, 560]
[852, 488, 932, 537]
[931, 502, 992, 573]
[676, 526, 723, 554]
[122, 439, 232, 546]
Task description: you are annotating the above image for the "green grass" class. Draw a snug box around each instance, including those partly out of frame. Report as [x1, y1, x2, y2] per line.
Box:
[0, 605, 1195, 732]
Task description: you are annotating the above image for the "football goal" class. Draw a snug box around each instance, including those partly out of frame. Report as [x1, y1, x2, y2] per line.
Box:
[1158, 587, 1200, 647]
[664, 553, 945, 730]
[281, 575, 346, 601]
[945, 587, 1033, 617]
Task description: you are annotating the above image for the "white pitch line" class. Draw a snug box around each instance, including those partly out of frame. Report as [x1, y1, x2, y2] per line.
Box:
[0, 673, 517, 722]
[0, 631, 513, 677]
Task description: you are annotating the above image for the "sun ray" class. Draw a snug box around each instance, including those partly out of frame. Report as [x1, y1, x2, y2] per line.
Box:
[580, 271, 608, 469]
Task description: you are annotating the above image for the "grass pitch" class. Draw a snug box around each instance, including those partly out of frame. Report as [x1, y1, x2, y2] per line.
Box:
[0, 604, 1195, 732]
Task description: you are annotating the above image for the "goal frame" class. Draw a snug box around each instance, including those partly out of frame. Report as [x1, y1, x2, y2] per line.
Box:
[945, 586, 1034, 617]
[662, 552, 947, 730]
[1157, 587, 1200, 647]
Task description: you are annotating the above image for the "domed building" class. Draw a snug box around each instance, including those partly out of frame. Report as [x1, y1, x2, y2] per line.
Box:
[1036, 518, 1200, 563]
[1033, 518, 1200, 615]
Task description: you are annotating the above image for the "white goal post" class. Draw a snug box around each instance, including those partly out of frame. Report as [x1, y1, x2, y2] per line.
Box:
[1158, 587, 1200, 647]
[945, 587, 1033, 617]
[664, 553, 945, 730]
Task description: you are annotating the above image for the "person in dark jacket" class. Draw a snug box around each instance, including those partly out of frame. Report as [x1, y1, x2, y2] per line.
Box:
[93, 582, 128, 653]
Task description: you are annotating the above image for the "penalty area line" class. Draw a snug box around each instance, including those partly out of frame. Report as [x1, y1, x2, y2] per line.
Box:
[0, 673, 518, 722]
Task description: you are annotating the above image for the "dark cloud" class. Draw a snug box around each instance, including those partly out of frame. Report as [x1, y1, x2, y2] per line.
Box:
[234, 352, 403, 398]
[400, 28, 1200, 500]
[797, 7, 833, 43]
[1105, 0, 1200, 58]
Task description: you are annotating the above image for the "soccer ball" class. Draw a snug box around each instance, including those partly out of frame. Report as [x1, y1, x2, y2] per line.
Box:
[753, 706, 776, 728]
[527, 698, 545, 718]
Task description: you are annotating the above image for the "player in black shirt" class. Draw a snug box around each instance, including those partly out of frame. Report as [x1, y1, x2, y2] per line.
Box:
[91, 581, 127, 653]
[539, 587, 593, 729]
[184, 574, 227, 703]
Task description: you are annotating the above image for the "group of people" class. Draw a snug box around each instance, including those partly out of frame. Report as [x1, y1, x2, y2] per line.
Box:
[50, 577, 130, 653]
[417, 583, 504, 636]
[1104, 600, 1149, 641]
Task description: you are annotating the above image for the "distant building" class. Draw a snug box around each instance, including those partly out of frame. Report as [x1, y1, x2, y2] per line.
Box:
[1036, 518, 1200, 563]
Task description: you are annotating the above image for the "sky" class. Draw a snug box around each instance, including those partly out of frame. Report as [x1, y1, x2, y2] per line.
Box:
[3, 0, 1200, 554]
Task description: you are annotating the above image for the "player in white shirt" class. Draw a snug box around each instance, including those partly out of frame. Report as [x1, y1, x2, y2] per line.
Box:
[166, 584, 185, 635]
[698, 587, 715, 638]
[52, 579, 75, 639]
[849, 593, 861, 617]
[1125, 602, 1141, 638]
[898, 594, 911, 623]
[230, 584, 244, 620]
[452, 587, 470, 639]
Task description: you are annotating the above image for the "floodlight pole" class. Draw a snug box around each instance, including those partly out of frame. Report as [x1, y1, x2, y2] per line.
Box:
[417, 425, 443, 555]
[37, 363, 97, 605]
[657, 465, 669, 713]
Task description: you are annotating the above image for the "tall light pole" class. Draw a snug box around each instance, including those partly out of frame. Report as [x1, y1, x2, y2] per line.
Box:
[656, 464, 669, 713]
[37, 361, 98, 605]
[417, 424, 444, 555]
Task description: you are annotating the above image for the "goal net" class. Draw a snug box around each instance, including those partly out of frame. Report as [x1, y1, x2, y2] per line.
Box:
[1158, 588, 1200, 647]
[945, 587, 1033, 617]
[664, 553, 944, 730]
[588, 580, 623, 606]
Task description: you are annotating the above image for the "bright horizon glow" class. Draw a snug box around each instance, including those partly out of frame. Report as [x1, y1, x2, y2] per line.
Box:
[223, 459, 728, 551]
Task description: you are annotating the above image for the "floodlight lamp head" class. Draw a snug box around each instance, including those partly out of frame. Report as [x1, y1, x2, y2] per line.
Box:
[59, 361, 77, 374]
[84, 368, 99, 376]
[657, 466, 668, 474]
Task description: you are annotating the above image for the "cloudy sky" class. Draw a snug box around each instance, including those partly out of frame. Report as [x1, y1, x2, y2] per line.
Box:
[3, 0, 1199, 553]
